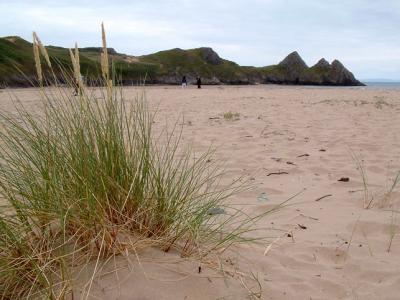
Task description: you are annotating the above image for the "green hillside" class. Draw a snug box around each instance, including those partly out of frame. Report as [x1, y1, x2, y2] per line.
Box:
[139, 47, 246, 83]
[0, 36, 363, 87]
[0, 37, 99, 85]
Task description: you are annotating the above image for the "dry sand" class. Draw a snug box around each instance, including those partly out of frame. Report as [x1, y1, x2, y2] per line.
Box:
[1, 85, 399, 299]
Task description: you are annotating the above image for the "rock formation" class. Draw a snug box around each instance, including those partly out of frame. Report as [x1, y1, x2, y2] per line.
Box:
[330, 59, 360, 85]
[264, 53, 363, 86]
[305, 58, 362, 85]
[277, 51, 308, 83]
[0, 36, 364, 87]
[314, 58, 330, 68]
[199, 47, 223, 65]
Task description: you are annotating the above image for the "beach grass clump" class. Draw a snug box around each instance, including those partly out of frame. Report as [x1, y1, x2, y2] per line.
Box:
[352, 152, 400, 209]
[0, 25, 268, 298]
[223, 111, 240, 121]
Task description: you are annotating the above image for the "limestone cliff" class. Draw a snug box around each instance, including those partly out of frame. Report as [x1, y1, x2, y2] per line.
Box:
[0, 36, 364, 86]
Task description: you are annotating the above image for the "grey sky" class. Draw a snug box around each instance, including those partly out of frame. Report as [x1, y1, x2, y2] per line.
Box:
[1, 0, 399, 80]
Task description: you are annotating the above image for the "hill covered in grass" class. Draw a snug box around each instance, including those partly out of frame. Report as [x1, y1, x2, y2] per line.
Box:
[0, 36, 363, 87]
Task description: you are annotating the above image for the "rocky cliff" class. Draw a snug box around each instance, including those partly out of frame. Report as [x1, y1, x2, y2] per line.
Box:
[0, 36, 364, 87]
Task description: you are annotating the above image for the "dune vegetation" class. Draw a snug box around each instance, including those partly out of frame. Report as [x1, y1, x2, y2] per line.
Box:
[0, 25, 274, 299]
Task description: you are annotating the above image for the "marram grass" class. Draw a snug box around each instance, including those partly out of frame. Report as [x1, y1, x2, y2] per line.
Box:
[0, 25, 272, 299]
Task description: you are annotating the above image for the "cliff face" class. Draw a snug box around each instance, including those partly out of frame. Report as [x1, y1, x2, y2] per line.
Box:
[199, 47, 223, 65]
[0, 36, 364, 87]
[301, 58, 362, 85]
[330, 60, 360, 85]
[277, 51, 308, 83]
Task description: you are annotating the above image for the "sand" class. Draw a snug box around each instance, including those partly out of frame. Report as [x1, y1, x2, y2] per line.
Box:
[1, 85, 399, 299]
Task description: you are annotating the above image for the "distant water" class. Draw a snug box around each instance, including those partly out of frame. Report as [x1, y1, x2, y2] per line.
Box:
[362, 82, 400, 89]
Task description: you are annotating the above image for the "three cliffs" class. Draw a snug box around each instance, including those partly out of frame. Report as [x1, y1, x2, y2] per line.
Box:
[0, 36, 363, 86]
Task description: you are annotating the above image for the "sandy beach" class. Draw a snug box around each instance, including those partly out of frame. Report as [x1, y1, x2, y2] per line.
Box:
[1, 84, 399, 299]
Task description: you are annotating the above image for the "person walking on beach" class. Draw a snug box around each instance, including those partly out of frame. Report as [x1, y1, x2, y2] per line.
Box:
[197, 76, 202, 89]
[181, 76, 187, 88]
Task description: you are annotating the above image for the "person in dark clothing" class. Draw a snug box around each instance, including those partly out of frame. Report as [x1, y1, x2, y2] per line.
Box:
[196, 76, 202, 89]
[181, 76, 187, 88]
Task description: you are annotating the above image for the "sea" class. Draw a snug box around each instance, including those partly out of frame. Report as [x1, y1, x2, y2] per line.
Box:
[362, 82, 400, 89]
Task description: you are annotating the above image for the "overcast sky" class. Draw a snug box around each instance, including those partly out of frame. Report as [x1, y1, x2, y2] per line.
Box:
[1, 0, 399, 80]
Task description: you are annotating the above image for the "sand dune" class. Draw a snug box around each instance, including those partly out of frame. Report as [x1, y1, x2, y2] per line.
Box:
[1, 85, 399, 299]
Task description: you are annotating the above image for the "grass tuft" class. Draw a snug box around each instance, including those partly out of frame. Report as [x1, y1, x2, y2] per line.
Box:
[0, 25, 271, 298]
[223, 111, 240, 121]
